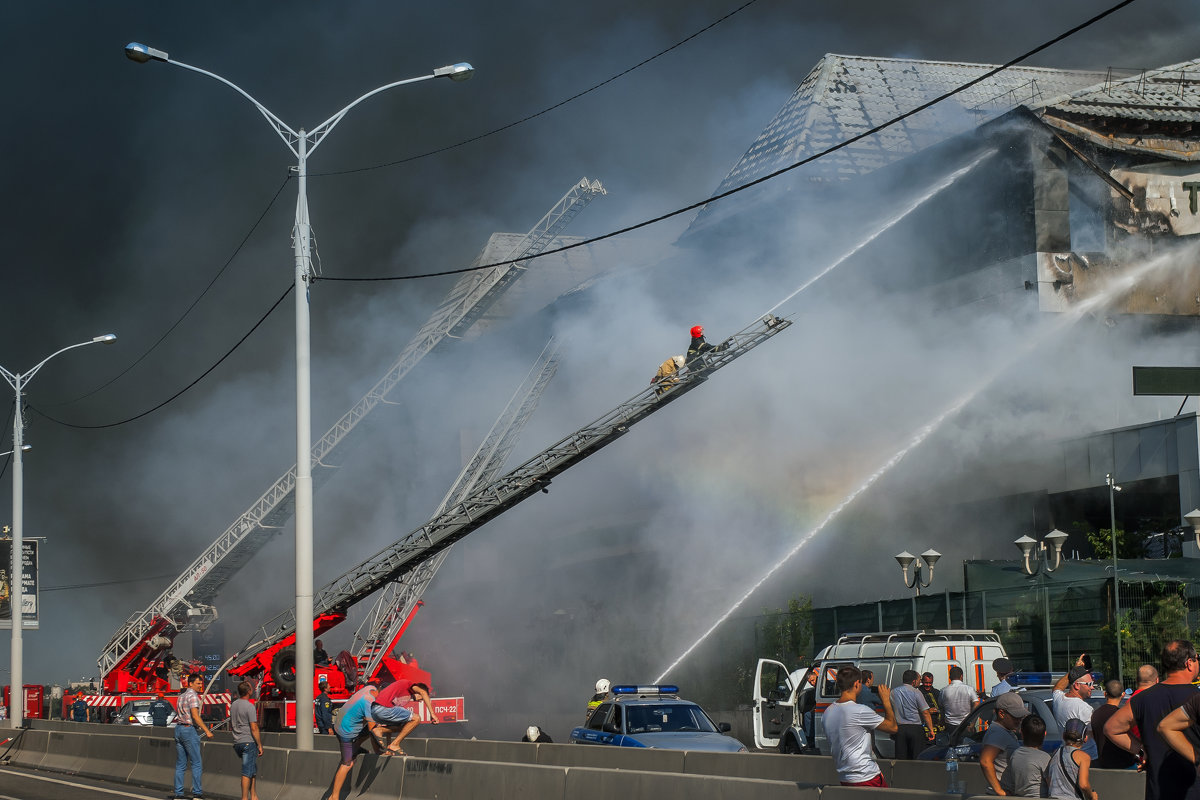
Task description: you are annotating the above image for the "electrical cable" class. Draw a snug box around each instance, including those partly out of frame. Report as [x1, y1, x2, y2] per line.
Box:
[43, 573, 177, 592]
[309, 0, 764, 178]
[31, 284, 294, 430]
[53, 175, 293, 406]
[318, 0, 1140, 283]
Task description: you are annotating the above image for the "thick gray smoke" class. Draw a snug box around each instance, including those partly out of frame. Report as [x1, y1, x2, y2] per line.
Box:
[0, 1, 1197, 740]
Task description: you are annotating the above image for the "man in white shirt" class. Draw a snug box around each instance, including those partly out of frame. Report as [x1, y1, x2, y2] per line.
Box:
[940, 665, 979, 728]
[823, 664, 898, 787]
[1053, 656, 1098, 758]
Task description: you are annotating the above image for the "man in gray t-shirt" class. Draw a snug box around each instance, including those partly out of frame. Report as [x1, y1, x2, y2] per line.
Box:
[230, 681, 263, 800]
[981, 692, 1026, 795]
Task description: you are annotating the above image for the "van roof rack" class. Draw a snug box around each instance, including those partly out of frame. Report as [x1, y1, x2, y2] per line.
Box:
[834, 630, 1001, 646]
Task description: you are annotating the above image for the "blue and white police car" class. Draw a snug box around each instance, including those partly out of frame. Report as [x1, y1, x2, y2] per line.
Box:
[569, 685, 746, 752]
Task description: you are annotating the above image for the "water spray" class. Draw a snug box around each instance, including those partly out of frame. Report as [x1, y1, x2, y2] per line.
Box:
[764, 149, 997, 317]
[655, 242, 1199, 683]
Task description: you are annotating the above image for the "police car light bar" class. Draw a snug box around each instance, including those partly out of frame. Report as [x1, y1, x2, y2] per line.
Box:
[611, 685, 679, 695]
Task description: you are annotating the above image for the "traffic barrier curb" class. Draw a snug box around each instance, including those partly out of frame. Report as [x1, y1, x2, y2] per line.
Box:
[282, 746, 343, 800]
[201, 741, 289, 800]
[39, 730, 88, 774]
[819, 787, 960, 799]
[129, 735, 177, 789]
[6, 728, 48, 769]
[78, 733, 139, 782]
[565, 765, 818, 800]
[402, 756, 564, 800]
[683, 750, 841, 783]
[1090, 766, 1146, 797]
[890, 758, 990, 795]
[425, 738, 537, 764]
[536, 741, 687, 771]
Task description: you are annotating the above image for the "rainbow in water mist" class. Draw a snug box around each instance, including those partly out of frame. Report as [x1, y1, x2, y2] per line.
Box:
[655, 243, 1200, 684]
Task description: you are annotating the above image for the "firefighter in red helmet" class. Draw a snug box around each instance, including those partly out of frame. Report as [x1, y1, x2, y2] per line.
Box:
[685, 325, 728, 372]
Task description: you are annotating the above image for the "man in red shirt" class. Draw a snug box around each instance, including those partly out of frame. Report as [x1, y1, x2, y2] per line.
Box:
[370, 679, 438, 755]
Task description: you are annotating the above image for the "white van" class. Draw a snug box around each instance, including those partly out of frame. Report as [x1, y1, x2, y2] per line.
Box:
[753, 629, 1006, 756]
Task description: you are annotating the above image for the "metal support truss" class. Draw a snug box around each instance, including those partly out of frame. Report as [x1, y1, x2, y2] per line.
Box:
[98, 178, 605, 685]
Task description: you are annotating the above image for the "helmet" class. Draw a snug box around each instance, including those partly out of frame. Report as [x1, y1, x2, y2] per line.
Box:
[672, 355, 686, 369]
[595, 678, 610, 694]
[526, 725, 540, 741]
[690, 325, 703, 338]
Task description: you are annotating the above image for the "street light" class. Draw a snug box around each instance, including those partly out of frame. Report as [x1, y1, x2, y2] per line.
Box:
[1015, 529, 1068, 671]
[0, 446, 32, 459]
[894, 549, 941, 596]
[1107, 473, 1123, 683]
[125, 43, 473, 751]
[0, 334, 117, 728]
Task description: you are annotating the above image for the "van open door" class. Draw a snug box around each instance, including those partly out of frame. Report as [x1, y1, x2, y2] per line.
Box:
[752, 658, 796, 750]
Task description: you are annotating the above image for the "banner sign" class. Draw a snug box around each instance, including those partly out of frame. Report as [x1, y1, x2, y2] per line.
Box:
[0, 539, 39, 630]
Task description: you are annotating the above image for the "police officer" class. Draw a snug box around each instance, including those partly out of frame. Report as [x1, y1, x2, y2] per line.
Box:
[315, 675, 335, 735]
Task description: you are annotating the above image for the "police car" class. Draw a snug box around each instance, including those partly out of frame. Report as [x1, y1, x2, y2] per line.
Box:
[569, 685, 746, 752]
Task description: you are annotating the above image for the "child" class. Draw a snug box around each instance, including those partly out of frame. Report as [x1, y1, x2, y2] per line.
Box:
[1047, 718, 1098, 800]
[1002, 714, 1052, 797]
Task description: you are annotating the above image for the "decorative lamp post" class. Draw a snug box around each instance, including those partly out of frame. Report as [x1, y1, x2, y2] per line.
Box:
[895, 549, 941, 596]
[1015, 529, 1068, 671]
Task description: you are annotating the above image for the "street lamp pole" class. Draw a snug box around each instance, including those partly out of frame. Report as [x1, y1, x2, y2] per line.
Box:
[0, 334, 117, 728]
[1107, 473, 1122, 684]
[1015, 529, 1068, 672]
[124, 43, 473, 750]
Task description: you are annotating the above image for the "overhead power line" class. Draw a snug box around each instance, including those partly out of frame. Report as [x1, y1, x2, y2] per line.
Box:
[32, 284, 294, 430]
[318, 0, 1140, 284]
[310, 0, 765, 178]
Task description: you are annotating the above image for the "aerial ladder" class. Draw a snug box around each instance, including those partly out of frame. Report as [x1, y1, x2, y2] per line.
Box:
[350, 338, 563, 683]
[229, 339, 563, 727]
[223, 313, 793, 696]
[97, 178, 607, 694]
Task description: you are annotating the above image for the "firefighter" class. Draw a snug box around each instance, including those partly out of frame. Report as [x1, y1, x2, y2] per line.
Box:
[650, 355, 686, 396]
[70, 694, 88, 723]
[684, 325, 729, 372]
[586, 678, 611, 721]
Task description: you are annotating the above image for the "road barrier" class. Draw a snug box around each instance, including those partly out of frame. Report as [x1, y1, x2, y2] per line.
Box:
[8, 722, 1144, 799]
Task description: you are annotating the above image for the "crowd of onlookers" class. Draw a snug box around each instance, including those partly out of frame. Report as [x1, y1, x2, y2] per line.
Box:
[822, 640, 1200, 799]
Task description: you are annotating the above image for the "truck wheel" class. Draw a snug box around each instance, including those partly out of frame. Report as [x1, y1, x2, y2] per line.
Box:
[270, 647, 298, 693]
[780, 734, 802, 754]
[262, 709, 282, 732]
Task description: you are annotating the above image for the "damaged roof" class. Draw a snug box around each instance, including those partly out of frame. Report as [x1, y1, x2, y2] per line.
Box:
[688, 54, 1107, 233]
[1034, 58, 1200, 161]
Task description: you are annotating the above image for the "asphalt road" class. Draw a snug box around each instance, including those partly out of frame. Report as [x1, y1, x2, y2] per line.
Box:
[0, 766, 169, 800]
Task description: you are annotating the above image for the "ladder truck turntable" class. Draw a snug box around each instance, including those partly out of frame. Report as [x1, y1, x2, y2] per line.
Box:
[95, 179, 606, 708]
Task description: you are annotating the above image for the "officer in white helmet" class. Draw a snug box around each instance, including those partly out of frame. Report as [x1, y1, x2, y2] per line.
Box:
[586, 678, 611, 721]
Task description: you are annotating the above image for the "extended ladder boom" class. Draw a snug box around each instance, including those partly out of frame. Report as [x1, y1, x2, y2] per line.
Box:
[351, 338, 562, 680]
[99, 178, 606, 689]
[230, 313, 792, 666]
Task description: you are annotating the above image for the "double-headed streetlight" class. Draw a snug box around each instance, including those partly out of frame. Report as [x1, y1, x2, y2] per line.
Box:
[894, 549, 941, 596]
[1, 334, 117, 727]
[125, 43, 473, 749]
[1016, 529, 1068, 671]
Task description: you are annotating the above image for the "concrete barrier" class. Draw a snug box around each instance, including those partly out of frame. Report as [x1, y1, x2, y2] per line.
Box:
[201, 741, 290, 800]
[536, 741, 687, 772]
[401, 757, 565, 800]
[129, 734, 179, 790]
[889, 758, 990, 796]
[283, 746, 346, 800]
[425, 738, 538, 764]
[819, 788, 960, 800]
[39, 729, 89, 774]
[682, 749, 841, 784]
[77, 733, 140, 782]
[5, 728, 48, 769]
[565, 766, 818, 800]
[1091, 766, 1146, 797]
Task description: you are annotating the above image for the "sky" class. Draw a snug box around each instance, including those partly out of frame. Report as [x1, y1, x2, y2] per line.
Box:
[0, 0, 1198, 737]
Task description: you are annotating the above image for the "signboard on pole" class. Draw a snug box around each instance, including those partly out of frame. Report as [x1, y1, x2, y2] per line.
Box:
[0, 539, 39, 630]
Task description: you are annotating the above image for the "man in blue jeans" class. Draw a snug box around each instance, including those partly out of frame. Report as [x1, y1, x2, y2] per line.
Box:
[173, 673, 213, 800]
[230, 681, 263, 800]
